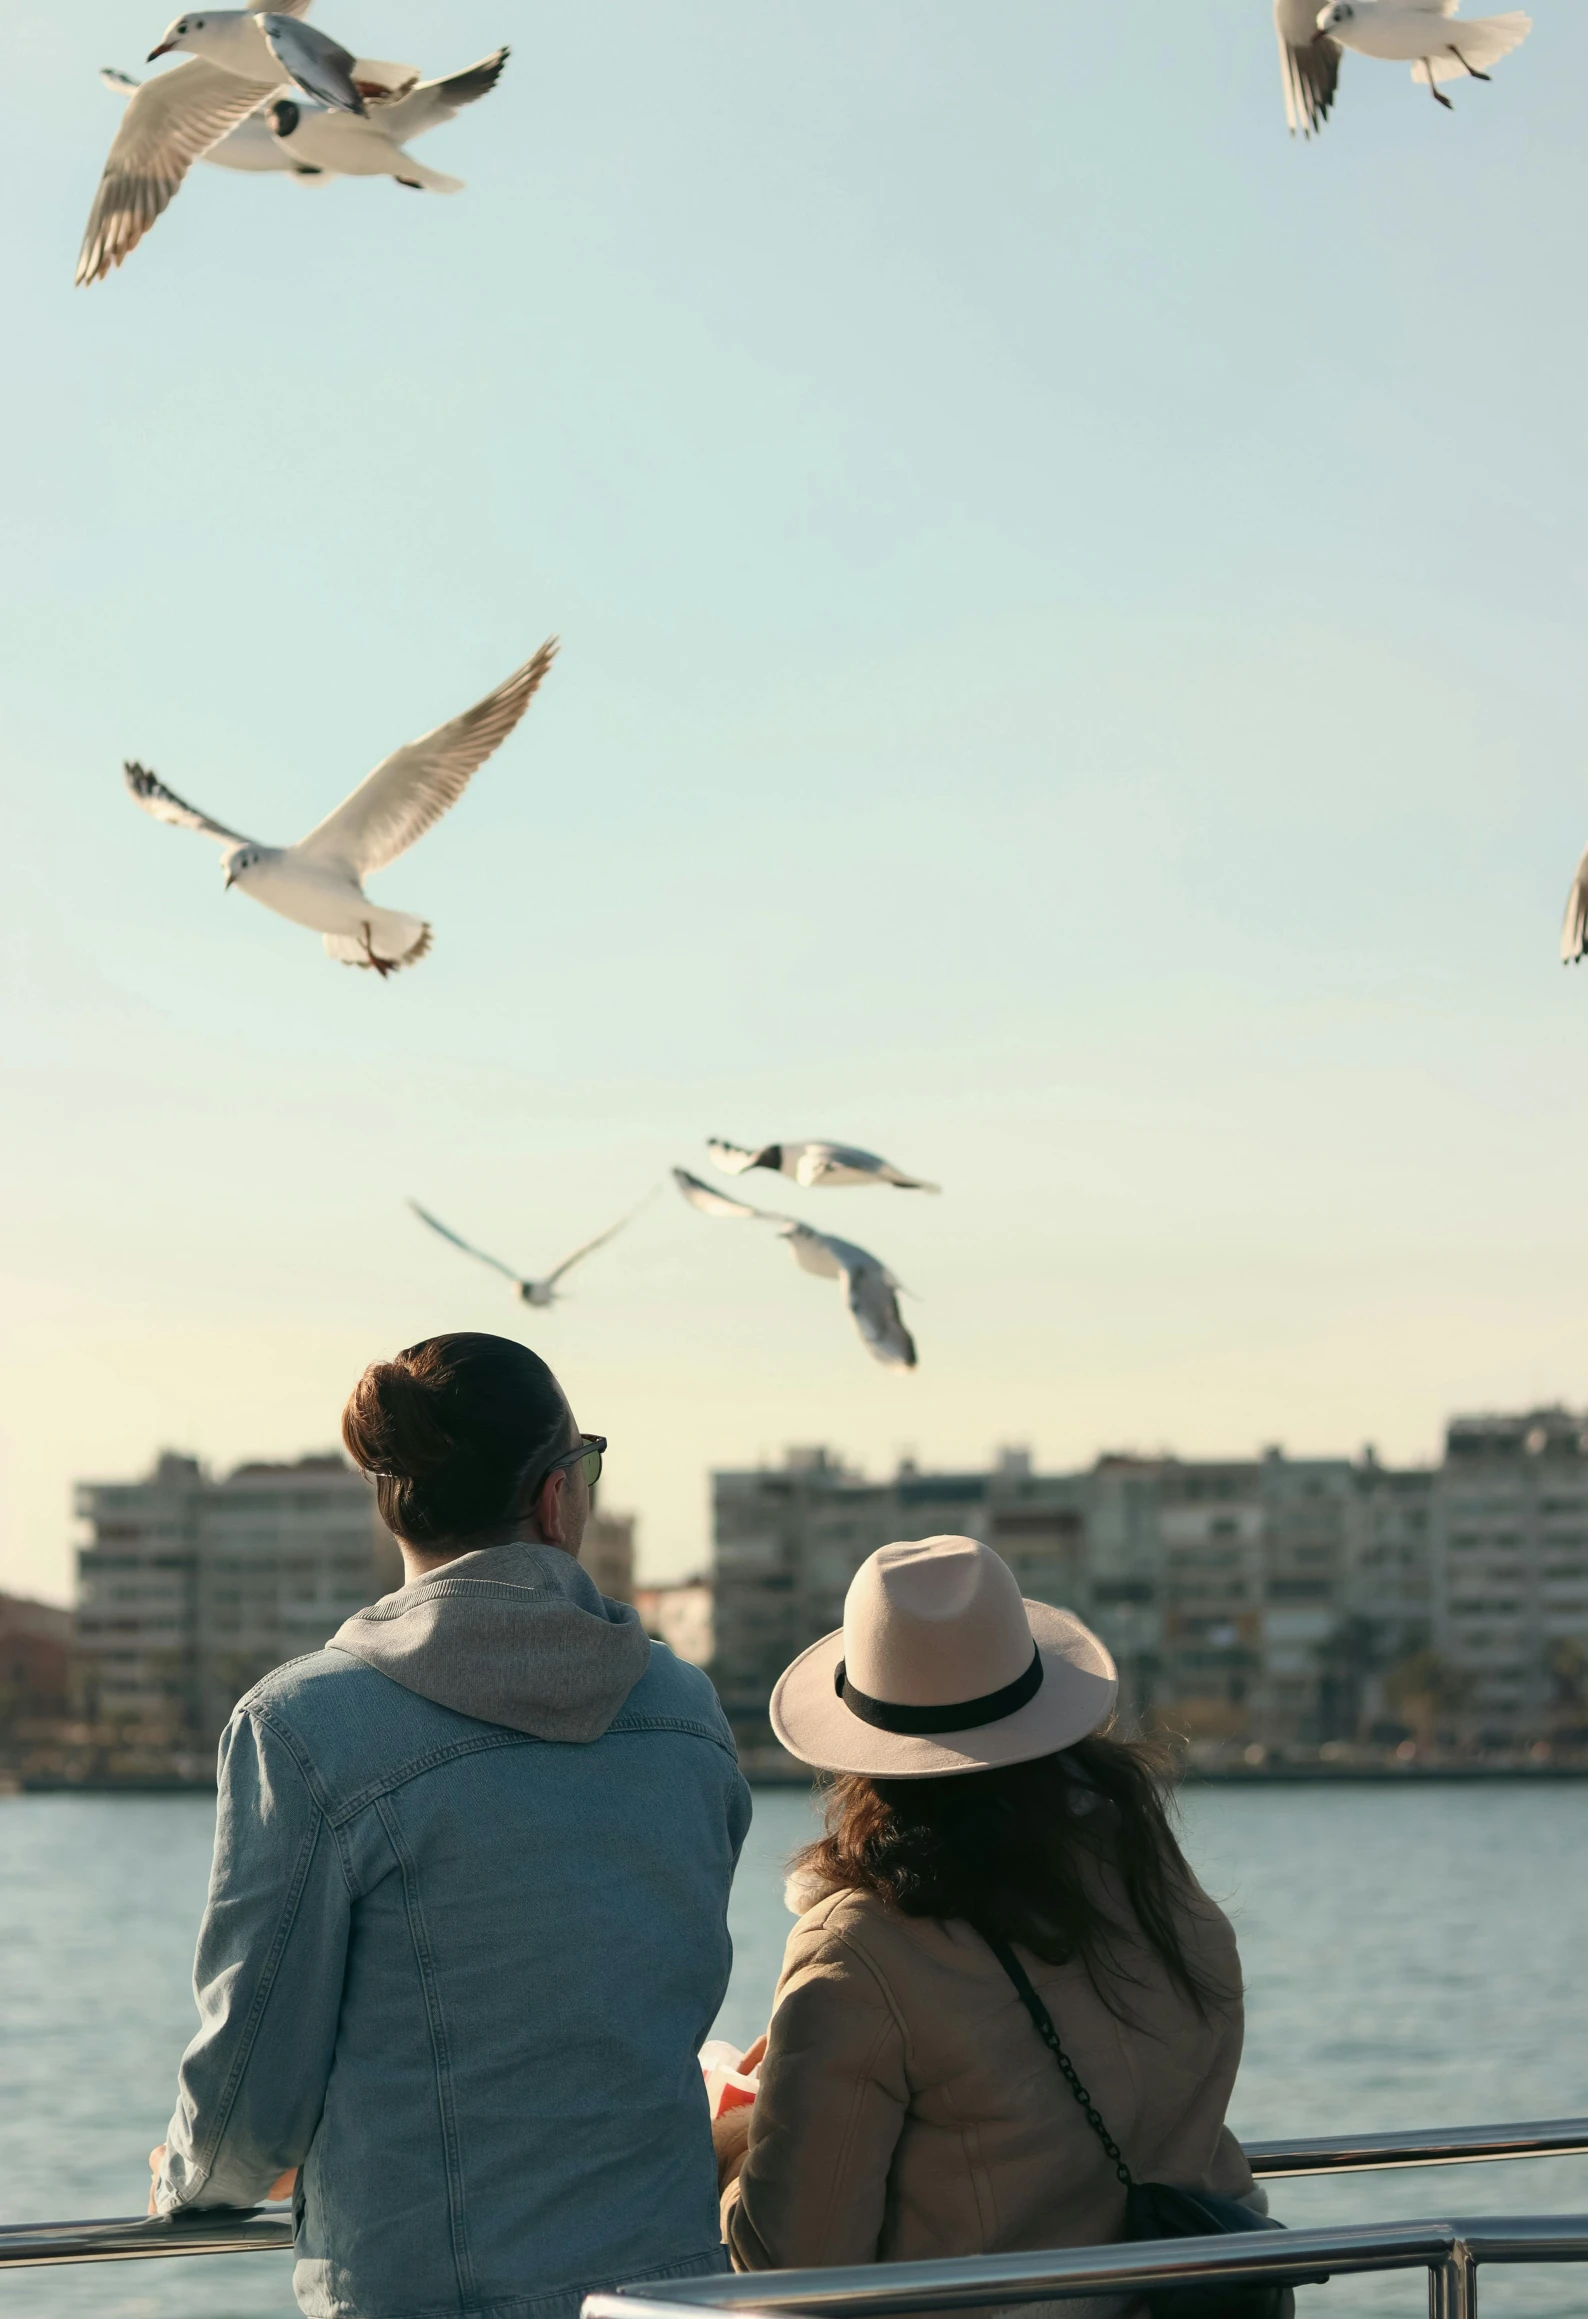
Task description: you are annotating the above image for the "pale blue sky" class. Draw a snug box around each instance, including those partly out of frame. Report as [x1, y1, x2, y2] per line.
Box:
[3, 0, 1586, 1601]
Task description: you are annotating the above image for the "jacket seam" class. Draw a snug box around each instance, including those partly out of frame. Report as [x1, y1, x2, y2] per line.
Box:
[243, 1701, 339, 1823]
[170, 1789, 327, 2198]
[804, 1917, 918, 2081]
[373, 1791, 478, 2308]
[314, 1721, 738, 1826]
[233, 1651, 333, 1714]
[817, 2011, 900, 2266]
[329, 1729, 541, 1822]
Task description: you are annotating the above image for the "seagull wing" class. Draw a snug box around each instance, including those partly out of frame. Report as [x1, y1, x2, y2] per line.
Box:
[77, 58, 284, 283]
[123, 761, 252, 846]
[378, 49, 509, 141]
[838, 1249, 918, 1369]
[257, 17, 361, 112]
[260, 17, 420, 110]
[777, 1224, 843, 1280]
[100, 68, 142, 97]
[1561, 845, 1588, 964]
[408, 1200, 527, 1287]
[673, 1167, 796, 1226]
[292, 641, 558, 876]
[705, 1138, 767, 1176]
[542, 1190, 655, 1288]
[1273, 0, 1341, 135]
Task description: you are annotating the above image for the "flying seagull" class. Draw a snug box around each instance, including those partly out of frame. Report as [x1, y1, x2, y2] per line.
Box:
[707, 1139, 940, 1193]
[101, 49, 508, 190]
[1313, 0, 1530, 109]
[674, 1168, 918, 1370]
[267, 48, 508, 189]
[1561, 846, 1588, 966]
[1275, 0, 1342, 134]
[77, 6, 419, 281]
[122, 639, 558, 974]
[409, 1193, 648, 1306]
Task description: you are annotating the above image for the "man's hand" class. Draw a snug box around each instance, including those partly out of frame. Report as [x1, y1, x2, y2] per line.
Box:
[147, 2143, 297, 2214]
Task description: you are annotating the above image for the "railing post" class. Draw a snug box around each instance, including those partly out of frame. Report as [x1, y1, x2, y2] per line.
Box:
[1429, 2240, 1477, 2319]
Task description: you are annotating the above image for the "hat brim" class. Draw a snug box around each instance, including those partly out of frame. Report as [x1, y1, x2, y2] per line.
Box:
[770, 1601, 1118, 1779]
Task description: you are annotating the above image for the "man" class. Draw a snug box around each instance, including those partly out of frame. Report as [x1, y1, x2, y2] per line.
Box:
[149, 1332, 750, 2319]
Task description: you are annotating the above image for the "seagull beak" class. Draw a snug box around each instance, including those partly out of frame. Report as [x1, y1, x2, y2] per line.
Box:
[222, 867, 236, 890]
[147, 38, 176, 58]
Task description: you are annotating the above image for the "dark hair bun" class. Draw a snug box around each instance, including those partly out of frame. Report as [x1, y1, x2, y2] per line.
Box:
[341, 1333, 567, 1549]
[343, 1363, 455, 1482]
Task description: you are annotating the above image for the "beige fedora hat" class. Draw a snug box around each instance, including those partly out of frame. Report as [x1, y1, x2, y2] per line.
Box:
[771, 1535, 1117, 1779]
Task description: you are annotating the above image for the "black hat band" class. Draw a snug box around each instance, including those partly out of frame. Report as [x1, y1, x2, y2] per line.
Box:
[834, 1641, 1044, 1735]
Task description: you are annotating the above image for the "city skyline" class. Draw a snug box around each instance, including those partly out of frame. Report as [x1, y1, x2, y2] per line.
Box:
[6, 0, 1588, 1604]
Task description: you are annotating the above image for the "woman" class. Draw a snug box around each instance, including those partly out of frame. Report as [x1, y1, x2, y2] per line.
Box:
[718, 1534, 1257, 2277]
[149, 1332, 751, 2319]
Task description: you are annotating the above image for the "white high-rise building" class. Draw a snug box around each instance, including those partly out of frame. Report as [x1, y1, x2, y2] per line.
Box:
[1432, 1410, 1588, 1742]
[77, 1451, 402, 1744]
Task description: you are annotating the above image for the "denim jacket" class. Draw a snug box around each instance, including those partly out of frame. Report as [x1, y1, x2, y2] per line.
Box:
[155, 1546, 752, 2319]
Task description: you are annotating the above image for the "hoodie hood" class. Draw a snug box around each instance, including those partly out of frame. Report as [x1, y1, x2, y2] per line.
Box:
[330, 1541, 651, 1742]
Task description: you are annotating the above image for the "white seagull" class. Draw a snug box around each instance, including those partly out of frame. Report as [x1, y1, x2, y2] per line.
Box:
[674, 1168, 918, 1370]
[1560, 846, 1588, 966]
[409, 1194, 649, 1307]
[122, 639, 558, 974]
[1275, 0, 1343, 134]
[101, 49, 508, 191]
[267, 49, 508, 189]
[1313, 0, 1531, 109]
[707, 1138, 940, 1193]
[77, 5, 419, 281]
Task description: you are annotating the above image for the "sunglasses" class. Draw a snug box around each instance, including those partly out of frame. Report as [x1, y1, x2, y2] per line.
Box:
[532, 1433, 606, 1498]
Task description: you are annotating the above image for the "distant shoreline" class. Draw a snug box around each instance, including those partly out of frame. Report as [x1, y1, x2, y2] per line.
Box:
[11, 1763, 1588, 1797]
[739, 1760, 1588, 1789]
[6, 1762, 1576, 1799]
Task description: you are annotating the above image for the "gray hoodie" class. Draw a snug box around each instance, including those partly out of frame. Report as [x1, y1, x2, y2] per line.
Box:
[331, 1539, 652, 1743]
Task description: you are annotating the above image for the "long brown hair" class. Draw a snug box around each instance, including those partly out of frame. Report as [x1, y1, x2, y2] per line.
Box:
[793, 1732, 1221, 2018]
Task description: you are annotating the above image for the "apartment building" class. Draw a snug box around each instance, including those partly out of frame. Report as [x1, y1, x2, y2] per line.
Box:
[582, 1508, 636, 1606]
[633, 1579, 714, 1667]
[1432, 1409, 1588, 1742]
[710, 1415, 1588, 1756]
[77, 1450, 402, 1745]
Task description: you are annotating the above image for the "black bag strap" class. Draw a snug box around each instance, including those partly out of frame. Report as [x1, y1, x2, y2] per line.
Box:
[984, 1934, 1136, 2190]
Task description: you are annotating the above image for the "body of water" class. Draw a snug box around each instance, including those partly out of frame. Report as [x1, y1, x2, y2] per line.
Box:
[3, 1783, 1585, 2319]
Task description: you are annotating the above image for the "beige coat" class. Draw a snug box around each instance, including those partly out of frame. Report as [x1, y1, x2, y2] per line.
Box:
[722, 1872, 1253, 2276]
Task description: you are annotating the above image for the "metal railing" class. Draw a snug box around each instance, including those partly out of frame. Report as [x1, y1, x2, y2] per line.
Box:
[1, 2116, 1585, 2282]
[590, 2216, 1588, 2319]
[1245, 2117, 1588, 2177]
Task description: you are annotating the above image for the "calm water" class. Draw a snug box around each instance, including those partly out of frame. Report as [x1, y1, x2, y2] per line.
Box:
[3, 1784, 1586, 2319]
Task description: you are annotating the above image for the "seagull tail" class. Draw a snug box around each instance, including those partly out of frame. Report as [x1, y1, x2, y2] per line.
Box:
[1412, 11, 1530, 81]
[394, 159, 464, 194]
[324, 916, 433, 973]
